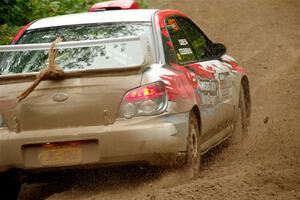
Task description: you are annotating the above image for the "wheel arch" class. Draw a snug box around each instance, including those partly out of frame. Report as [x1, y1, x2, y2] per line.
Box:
[191, 105, 202, 136]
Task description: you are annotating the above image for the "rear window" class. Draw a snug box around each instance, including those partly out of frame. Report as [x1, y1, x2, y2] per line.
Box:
[18, 23, 151, 44]
[0, 23, 153, 75]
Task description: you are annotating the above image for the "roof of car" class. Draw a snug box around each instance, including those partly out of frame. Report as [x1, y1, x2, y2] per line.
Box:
[28, 9, 158, 30]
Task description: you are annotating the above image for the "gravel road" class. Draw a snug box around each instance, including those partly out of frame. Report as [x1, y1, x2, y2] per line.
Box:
[19, 0, 300, 199]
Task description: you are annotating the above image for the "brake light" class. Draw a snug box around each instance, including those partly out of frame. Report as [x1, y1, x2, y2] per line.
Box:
[124, 84, 165, 102]
[119, 81, 168, 119]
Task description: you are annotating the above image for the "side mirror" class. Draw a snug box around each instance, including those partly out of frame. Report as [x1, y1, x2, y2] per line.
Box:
[211, 43, 226, 58]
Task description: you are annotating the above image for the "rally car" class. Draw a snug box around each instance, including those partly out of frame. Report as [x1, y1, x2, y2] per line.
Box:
[0, 0, 251, 197]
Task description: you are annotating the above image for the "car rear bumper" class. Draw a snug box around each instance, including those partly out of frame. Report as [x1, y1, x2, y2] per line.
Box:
[0, 113, 189, 173]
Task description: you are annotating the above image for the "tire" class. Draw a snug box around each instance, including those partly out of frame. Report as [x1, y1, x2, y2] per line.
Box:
[239, 85, 249, 134]
[0, 170, 25, 200]
[186, 111, 201, 178]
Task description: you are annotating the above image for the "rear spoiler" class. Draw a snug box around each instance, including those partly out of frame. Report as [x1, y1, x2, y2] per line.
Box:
[0, 34, 152, 82]
[1, 35, 145, 52]
[89, 0, 139, 12]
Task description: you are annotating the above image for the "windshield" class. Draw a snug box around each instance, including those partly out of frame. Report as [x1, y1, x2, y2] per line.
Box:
[0, 23, 153, 75]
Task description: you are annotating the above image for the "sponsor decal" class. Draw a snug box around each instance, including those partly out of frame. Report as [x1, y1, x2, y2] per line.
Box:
[222, 59, 245, 73]
[198, 80, 217, 91]
[178, 39, 189, 46]
[178, 48, 193, 55]
[167, 19, 180, 32]
[188, 63, 215, 79]
[196, 78, 219, 105]
[160, 63, 197, 102]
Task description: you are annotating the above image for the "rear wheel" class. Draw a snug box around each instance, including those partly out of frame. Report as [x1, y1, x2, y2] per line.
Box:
[0, 170, 26, 200]
[186, 111, 201, 178]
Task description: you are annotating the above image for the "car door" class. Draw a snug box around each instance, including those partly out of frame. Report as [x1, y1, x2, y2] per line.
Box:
[163, 15, 237, 143]
[176, 16, 235, 126]
[163, 16, 224, 142]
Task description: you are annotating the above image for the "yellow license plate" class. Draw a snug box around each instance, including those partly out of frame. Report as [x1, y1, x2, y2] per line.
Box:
[39, 147, 82, 166]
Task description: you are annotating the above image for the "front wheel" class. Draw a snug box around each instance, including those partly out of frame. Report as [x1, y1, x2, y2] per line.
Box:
[239, 85, 250, 134]
[186, 111, 201, 178]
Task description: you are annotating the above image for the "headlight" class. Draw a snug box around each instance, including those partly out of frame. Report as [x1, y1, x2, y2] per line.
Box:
[119, 81, 168, 119]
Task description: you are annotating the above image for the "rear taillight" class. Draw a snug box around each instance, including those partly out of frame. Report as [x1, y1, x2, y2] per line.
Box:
[119, 81, 168, 119]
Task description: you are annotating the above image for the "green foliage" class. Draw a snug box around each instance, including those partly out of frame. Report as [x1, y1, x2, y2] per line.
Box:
[0, 0, 148, 45]
[0, 24, 20, 44]
[138, 0, 150, 8]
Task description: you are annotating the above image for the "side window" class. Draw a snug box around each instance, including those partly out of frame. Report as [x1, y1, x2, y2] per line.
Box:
[177, 17, 211, 60]
[165, 17, 197, 64]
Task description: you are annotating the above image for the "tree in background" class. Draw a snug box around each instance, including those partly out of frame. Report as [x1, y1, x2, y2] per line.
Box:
[0, 0, 148, 44]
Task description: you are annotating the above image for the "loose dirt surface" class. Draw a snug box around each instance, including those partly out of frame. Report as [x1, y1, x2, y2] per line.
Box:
[19, 0, 300, 199]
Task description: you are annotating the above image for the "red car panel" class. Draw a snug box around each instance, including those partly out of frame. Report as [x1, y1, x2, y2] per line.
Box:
[88, 0, 139, 12]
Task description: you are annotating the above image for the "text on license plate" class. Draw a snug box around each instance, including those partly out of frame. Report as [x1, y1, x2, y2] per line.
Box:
[39, 147, 82, 166]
